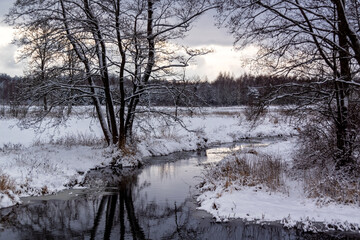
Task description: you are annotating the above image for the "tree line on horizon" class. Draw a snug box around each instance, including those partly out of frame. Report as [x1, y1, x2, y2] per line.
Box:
[0, 72, 315, 107]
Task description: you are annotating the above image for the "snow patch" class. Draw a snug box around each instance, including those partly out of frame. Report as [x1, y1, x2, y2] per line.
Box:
[0, 190, 21, 208]
[197, 139, 360, 232]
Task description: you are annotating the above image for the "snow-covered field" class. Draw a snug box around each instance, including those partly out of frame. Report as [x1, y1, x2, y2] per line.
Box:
[2, 106, 359, 233]
[0, 106, 294, 208]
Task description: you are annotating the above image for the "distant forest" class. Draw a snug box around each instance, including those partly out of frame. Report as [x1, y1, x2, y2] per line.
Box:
[0, 72, 311, 107]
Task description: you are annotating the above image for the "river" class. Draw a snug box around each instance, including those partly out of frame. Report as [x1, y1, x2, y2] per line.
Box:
[0, 142, 358, 239]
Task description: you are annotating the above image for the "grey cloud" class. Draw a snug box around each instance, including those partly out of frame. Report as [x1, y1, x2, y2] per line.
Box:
[0, 0, 14, 15]
[0, 0, 15, 25]
[182, 10, 234, 47]
[0, 1, 237, 78]
[0, 44, 24, 76]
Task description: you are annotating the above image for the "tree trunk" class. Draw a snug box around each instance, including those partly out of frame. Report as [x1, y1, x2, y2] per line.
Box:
[335, 0, 353, 169]
[83, 0, 118, 144]
[60, 0, 112, 145]
[124, 85, 139, 140]
[43, 95, 48, 111]
[115, 0, 127, 149]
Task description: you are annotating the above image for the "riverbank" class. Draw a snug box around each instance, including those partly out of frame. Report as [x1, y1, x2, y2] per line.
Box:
[1, 106, 360, 234]
[0, 106, 296, 208]
[197, 139, 360, 233]
[2, 147, 344, 240]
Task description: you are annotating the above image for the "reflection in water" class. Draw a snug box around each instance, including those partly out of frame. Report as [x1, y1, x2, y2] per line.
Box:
[205, 143, 270, 164]
[0, 148, 357, 239]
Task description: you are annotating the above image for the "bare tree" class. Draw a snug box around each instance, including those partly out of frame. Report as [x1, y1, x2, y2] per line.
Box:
[217, 0, 360, 171]
[6, 0, 214, 148]
[15, 23, 60, 112]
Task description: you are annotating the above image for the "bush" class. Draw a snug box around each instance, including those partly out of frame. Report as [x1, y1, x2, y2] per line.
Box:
[201, 150, 286, 192]
[0, 173, 15, 192]
[294, 115, 360, 205]
[294, 162, 360, 205]
[294, 117, 336, 169]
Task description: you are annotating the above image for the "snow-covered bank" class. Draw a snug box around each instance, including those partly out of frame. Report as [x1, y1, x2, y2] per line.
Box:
[197, 140, 360, 233]
[198, 186, 360, 232]
[136, 107, 296, 156]
[0, 145, 112, 206]
[0, 107, 296, 208]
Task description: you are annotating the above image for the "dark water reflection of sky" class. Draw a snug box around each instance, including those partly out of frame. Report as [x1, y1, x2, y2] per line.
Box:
[0, 144, 357, 239]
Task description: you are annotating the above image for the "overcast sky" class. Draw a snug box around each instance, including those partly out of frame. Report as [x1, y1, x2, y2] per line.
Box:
[0, 0, 257, 81]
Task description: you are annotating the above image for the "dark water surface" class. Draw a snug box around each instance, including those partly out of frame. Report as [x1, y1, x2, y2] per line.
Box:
[0, 142, 359, 240]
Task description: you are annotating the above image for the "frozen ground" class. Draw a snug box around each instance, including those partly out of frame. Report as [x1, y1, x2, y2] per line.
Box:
[135, 106, 295, 156]
[0, 106, 296, 209]
[2, 106, 358, 233]
[197, 139, 360, 232]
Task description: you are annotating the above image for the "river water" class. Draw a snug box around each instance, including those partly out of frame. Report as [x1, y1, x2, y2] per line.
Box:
[0, 142, 359, 239]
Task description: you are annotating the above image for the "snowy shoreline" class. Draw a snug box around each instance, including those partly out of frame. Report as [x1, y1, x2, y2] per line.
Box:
[1, 106, 359, 234]
[196, 138, 360, 233]
[0, 107, 294, 208]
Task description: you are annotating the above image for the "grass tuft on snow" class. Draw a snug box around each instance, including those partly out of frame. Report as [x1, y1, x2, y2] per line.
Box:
[200, 150, 286, 193]
[0, 172, 21, 208]
[0, 173, 15, 192]
[32, 132, 104, 148]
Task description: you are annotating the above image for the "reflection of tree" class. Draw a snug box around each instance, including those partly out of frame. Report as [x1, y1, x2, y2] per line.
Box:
[160, 202, 198, 240]
[0, 196, 98, 239]
[104, 194, 117, 239]
[158, 163, 175, 181]
[123, 187, 145, 240]
[90, 176, 146, 240]
[84, 169, 146, 240]
[90, 196, 107, 239]
[0, 165, 345, 240]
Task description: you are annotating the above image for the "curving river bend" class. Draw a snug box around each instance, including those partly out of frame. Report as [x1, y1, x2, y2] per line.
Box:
[0, 141, 358, 240]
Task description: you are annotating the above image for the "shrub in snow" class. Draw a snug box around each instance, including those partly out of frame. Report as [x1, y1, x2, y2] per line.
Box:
[299, 167, 360, 206]
[0, 173, 15, 192]
[199, 149, 287, 193]
[0, 173, 21, 208]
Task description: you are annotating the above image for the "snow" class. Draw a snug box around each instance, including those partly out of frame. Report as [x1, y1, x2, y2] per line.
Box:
[197, 187, 360, 231]
[2, 106, 359, 233]
[135, 107, 296, 157]
[197, 139, 360, 232]
[0, 191, 21, 208]
[0, 116, 103, 147]
[0, 106, 295, 209]
[0, 106, 296, 209]
[0, 145, 112, 197]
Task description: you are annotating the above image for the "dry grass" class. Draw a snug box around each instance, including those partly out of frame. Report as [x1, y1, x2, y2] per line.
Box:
[0, 173, 15, 192]
[32, 132, 104, 148]
[52, 133, 103, 147]
[301, 168, 360, 205]
[0, 143, 23, 153]
[202, 151, 286, 192]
